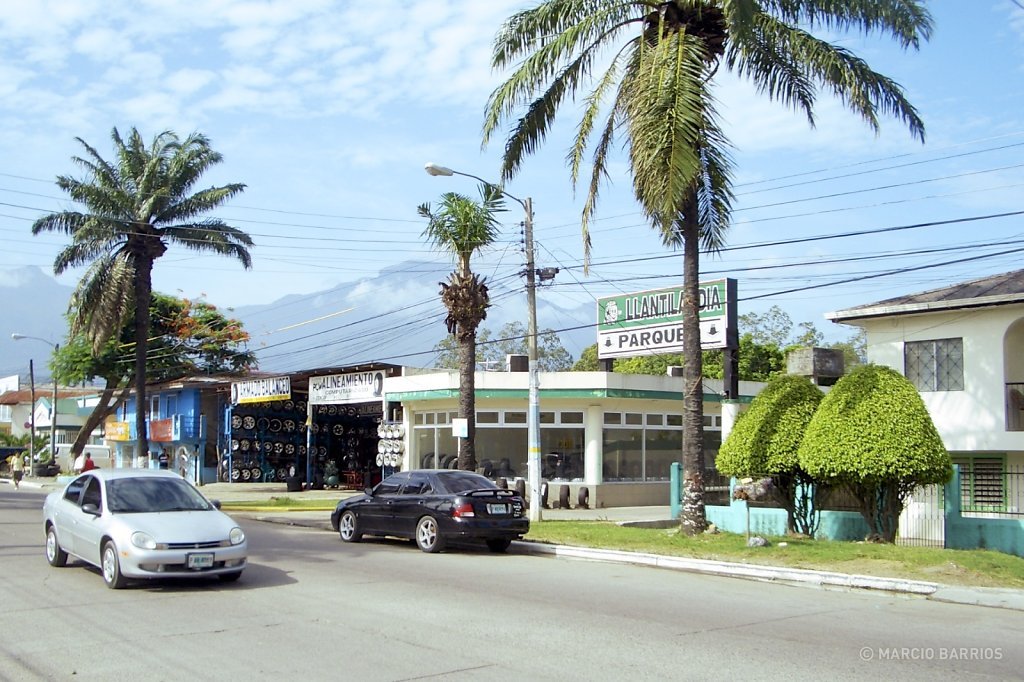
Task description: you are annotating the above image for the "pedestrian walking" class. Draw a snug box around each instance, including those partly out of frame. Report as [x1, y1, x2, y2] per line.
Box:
[10, 452, 24, 490]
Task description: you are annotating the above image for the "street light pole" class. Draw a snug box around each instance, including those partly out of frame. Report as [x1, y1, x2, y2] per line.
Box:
[425, 162, 543, 521]
[12, 334, 59, 469]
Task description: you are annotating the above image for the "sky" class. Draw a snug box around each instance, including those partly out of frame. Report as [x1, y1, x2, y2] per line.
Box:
[1, 0, 1023, 367]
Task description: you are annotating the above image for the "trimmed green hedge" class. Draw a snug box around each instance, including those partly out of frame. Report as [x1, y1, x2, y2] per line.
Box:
[798, 364, 951, 485]
[717, 374, 822, 477]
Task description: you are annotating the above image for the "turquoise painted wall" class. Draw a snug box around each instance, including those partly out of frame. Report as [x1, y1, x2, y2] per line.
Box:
[706, 497, 868, 541]
[945, 466, 1024, 558]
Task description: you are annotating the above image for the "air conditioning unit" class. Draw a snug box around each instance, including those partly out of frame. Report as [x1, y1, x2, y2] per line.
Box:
[506, 354, 528, 372]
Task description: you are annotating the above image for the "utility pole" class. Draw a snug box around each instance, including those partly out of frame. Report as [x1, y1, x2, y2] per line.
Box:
[524, 197, 542, 523]
[28, 360, 35, 474]
[50, 343, 59, 464]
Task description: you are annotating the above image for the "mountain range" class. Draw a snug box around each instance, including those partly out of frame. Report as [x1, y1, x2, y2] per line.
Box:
[0, 263, 595, 383]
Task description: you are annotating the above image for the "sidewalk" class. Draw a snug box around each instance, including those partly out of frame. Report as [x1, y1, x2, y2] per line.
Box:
[9, 476, 1024, 611]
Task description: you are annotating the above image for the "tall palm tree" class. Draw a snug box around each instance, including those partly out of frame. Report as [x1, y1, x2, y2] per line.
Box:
[33, 127, 252, 462]
[418, 185, 506, 471]
[483, 0, 930, 533]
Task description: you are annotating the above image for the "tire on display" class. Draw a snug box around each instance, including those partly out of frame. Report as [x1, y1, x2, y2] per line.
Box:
[102, 541, 127, 589]
[218, 570, 243, 583]
[486, 538, 512, 553]
[339, 510, 362, 542]
[415, 516, 445, 553]
[45, 525, 67, 567]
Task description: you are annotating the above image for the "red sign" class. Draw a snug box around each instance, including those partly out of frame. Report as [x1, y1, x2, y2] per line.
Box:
[150, 418, 174, 442]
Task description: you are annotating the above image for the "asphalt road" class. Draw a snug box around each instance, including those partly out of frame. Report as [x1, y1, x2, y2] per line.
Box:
[2, 487, 1022, 681]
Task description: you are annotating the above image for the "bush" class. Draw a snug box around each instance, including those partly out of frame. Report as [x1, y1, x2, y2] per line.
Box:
[798, 364, 951, 541]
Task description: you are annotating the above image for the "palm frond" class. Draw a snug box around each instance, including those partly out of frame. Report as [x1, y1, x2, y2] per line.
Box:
[762, 0, 933, 48]
[625, 30, 711, 230]
[68, 253, 136, 351]
[160, 222, 254, 268]
[757, 17, 925, 140]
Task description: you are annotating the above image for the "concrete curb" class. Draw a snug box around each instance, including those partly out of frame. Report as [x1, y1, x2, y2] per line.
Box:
[513, 542, 941, 595]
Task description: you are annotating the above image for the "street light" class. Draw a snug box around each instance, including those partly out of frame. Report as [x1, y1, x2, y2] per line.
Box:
[425, 162, 543, 522]
[12, 334, 60, 470]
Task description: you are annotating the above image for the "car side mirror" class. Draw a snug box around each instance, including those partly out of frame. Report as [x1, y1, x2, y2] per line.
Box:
[363, 486, 374, 496]
[81, 503, 100, 516]
[211, 499, 222, 510]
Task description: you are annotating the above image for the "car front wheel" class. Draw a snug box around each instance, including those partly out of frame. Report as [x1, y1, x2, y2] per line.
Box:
[102, 541, 127, 589]
[46, 525, 67, 567]
[339, 510, 362, 542]
[415, 516, 445, 553]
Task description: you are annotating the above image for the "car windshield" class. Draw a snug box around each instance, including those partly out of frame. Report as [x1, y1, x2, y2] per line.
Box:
[438, 471, 497, 494]
[107, 477, 213, 513]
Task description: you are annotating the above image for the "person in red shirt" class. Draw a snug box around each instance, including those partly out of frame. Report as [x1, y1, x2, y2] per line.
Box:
[81, 453, 97, 472]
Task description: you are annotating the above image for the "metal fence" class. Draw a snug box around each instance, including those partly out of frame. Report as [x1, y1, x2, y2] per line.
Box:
[960, 463, 1024, 518]
[897, 483, 945, 548]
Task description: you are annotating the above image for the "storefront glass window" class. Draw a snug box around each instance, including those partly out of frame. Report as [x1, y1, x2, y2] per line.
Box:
[603, 411, 720, 482]
[645, 428, 681, 481]
[602, 428, 643, 480]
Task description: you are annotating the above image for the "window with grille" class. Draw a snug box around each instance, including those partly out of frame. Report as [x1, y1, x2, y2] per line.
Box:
[905, 338, 964, 391]
[955, 457, 1005, 512]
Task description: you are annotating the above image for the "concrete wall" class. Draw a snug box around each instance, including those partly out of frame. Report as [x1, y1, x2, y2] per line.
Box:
[705, 497, 869, 541]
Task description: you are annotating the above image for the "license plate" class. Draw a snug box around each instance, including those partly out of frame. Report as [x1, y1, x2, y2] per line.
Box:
[187, 552, 214, 569]
[486, 503, 509, 515]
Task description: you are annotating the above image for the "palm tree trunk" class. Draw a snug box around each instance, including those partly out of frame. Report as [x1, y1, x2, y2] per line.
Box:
[458, 332, 477, 471]
[134, 258, 153, 464]
[679, 187, 707, 535]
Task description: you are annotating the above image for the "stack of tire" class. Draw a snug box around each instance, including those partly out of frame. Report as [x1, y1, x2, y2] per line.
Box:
[376, 422, 405, 469]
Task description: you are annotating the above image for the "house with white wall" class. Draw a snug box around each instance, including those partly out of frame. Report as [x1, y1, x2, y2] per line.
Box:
[827, 270, 1024, 513]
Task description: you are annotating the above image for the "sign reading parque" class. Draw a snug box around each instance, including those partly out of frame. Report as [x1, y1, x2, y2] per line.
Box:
[597, 279, 736, 358]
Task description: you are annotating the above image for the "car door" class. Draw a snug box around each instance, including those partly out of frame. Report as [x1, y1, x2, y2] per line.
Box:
[52, 476, 87, 556]
[359, 474, 405, 535]
[390, 473, 433, 538]
[73, 476, 106, 567]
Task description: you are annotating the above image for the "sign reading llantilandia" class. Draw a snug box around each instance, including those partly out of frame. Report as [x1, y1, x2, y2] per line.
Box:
[597, 279, 736, 359]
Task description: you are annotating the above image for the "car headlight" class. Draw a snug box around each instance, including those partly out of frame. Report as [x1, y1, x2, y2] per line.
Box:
[131, 531, 157, 550]
[229, 527, 245, 546]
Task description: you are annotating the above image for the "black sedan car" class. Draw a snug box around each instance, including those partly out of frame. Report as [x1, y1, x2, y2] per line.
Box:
[330, 469, 529, 553]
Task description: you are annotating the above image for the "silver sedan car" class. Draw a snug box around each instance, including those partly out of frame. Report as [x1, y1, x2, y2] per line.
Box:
[43, 469, 247, 589]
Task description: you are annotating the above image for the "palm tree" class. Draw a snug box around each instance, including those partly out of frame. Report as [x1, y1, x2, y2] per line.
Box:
[33, 127, 252, 463]
[418, 185, 506, 471]
[483, 1, 930, 533]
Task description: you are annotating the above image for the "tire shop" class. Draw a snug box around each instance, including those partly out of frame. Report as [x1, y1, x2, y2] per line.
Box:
[224, 364, 402, 488]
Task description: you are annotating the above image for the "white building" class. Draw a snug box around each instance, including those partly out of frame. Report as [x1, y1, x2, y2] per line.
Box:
[386, 368, 765, 508]
[828, 270, 1024, 511]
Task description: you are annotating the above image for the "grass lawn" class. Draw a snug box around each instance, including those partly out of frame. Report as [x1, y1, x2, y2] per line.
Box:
[523, 521, 1024, 589]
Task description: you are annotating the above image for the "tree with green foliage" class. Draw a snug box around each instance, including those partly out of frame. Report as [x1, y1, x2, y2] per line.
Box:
[716, 374, 824, 536]
[573, 333, 784, 381]
[418, 185, 505, 471]
[798, 364, 951, 542]
[484, 0, 929, 534]
[485, 0, 929, 528]
[53, 293, 256, 461]
[33, 128, 252, 460]
[433, 321, 574, 371]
